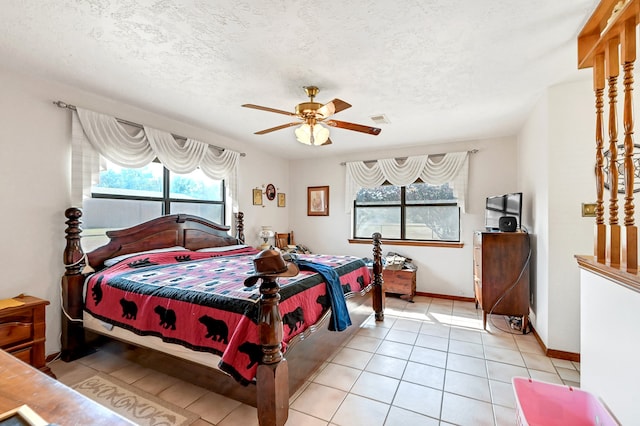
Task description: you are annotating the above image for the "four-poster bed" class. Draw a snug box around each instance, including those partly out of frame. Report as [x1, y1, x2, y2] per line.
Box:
[61, 208, 385, 426]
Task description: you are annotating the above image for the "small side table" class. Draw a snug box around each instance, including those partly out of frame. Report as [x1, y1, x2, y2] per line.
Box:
[0, 295, 52, 376]
[383, 268, 417, 302]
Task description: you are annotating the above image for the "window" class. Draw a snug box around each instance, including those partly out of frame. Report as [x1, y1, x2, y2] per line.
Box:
[353, 181, 460, 242]
[82, 159, 225, 229]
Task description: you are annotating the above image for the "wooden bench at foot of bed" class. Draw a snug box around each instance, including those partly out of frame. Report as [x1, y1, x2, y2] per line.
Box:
[61, 208, 385, 426]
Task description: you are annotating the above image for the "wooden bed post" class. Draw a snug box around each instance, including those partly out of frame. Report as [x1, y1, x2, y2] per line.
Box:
[256, 276, 288, 426]
[235, 211, 245, 243]
[372, 232, 385, 321]
[61, 207, 90, 361]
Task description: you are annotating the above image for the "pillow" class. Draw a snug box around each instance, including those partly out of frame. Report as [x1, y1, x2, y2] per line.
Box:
[103, 246, 188, 267]
[196, 244, 249, 253]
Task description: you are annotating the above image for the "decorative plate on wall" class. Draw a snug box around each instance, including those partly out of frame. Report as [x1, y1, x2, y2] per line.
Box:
[266, 183, 276, 200]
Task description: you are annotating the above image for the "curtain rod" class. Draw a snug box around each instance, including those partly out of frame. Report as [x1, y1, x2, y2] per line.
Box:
[53, 100, 246, 157]
[339, 149, 478, 166]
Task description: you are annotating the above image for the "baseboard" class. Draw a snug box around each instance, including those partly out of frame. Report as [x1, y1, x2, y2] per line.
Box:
[417, 291, 475, 303]
[529, 323, 581, 362]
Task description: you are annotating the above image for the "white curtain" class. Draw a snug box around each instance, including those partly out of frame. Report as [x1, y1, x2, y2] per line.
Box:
[71, 108, 241, 212]
[345, 151, 469, 213]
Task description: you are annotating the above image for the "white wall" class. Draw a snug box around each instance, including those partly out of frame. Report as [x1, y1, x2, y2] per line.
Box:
[0, 67, 291, 356]
[289, 137, 520, 299]
[519, 76, 600, 354]
[580, 269, 639, 424]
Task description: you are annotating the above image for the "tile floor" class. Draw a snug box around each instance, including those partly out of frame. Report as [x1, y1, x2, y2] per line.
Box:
[49, 296, 580, 425]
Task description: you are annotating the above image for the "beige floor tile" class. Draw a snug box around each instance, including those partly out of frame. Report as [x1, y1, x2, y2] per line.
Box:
[132, 370, 181, 395]
[521, 352, 556, 372]
[556, 366, 581, 383]
[402, 361, 445, 390]
[383, 406, 439, 426]
[489, 379, 517, 408]
[419, 322, 451, 338]
[384, 329, 418, 345]
[365, 354, 408, 379]
[494, 404, 518, 426]
[376, 340, 413, 360]
[217, 403, 258, 426]
[550, 357, 576, 369]
[158, 380, 209, 408]
[191, 419, 215, 426]
[286, 409, 329, 426]
[357, 323, 391, 339]
[350, 371, 399, 404]
[78, 349, 134, 373]
[49, 360, 98, 386]
[409, 346, 447, 368]
[330, 347, 374, 370]
[391, 318, 423, 333]
[515, 339, 545, 355]
[414, 333, 449, 352]
[486, 360, 529, 384]
[484, 345, 525, 367]
[110, 362, 152, 384]
[440, 392, 494, 426]
[482, 332, 519, 351]
[345, 335, 382, 353]
[313, 363, 362, 392]
[446, 353, 488, 378]
[448, 339, 484, 359]
[449, 327, 483, 344]
[331, 393, 389, 426]
[392, 381, 443, 419]
[444, 370, 491, 402]
[186, 392, 243, 424]
[290, 383, 347, 421]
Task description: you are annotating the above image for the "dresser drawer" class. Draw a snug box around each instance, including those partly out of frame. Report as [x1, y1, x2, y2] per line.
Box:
[0, 321, 33, 348]
[9, 346, 32, 364]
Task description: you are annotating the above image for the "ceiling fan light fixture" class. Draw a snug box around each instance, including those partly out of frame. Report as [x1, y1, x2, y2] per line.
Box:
[295, 123, 330, 146]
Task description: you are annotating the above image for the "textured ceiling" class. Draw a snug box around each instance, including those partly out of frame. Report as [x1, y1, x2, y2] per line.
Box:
[1, 1, 599, 159]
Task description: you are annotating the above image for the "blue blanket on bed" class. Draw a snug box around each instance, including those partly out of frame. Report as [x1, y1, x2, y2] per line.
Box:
[294, 259, 352, 332]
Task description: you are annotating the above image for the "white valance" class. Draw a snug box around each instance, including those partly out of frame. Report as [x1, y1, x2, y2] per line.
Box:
[345, 151, 469, 213]
[71, 108, 241, 212]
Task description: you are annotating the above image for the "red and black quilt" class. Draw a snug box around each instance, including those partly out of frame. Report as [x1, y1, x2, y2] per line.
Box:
[83, 247, 371, 384]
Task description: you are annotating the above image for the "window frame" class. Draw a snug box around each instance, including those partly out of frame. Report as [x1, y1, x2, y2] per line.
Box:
[90, 163, 227, 222]
[351, 182, 462, 245]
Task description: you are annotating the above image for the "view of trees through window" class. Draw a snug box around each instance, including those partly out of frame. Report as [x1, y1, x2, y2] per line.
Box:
[354, 182, 460, 241]
[83, 160, 224, 229]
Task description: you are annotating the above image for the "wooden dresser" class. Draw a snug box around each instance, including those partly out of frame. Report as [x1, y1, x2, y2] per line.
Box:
[383, 268, 416, 302]
[0, 295, 52, 376]
[473, 231, 530, 332]
[0, 348, 135, 425]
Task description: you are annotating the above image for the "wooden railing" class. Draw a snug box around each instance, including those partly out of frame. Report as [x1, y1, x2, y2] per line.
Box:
[579, 0, 639, 274]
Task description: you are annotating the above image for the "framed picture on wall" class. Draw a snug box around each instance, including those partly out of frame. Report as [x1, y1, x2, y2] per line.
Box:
[253, 188, 263, 205]
[307, 186, 329, 216]
[277, 193, 286, 207]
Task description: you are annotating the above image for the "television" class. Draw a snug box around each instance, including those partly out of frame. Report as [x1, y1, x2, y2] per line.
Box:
[485, 192, 522, 230]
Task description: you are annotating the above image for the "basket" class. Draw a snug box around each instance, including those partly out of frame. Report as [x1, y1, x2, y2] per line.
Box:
[512, 377, 619, 426]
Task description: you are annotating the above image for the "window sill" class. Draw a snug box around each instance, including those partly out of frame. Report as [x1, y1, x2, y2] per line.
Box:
[348, 239, 464, 248]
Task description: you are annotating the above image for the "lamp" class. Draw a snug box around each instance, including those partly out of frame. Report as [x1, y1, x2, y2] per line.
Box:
[258, 226, 275, 250]
[295, 122, 330, 146]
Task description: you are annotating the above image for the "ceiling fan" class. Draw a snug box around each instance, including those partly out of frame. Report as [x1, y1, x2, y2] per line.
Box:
[242, 86, 382, 146]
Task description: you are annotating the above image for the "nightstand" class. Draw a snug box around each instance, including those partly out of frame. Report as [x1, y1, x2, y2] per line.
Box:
[383, 268, 416, 302]
[0, 295, 52, 376]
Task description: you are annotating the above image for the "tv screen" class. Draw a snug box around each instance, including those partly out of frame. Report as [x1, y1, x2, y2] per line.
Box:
[485, 192, 522, 230]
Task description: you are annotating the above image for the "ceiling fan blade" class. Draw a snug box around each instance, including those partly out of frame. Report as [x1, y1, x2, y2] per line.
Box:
[242, 104, 296, 117]
[317, 98, 352, 118]
[321, 138, 333, 146]
[325, 119, 382, 135]
[254, 122, 300, 135]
